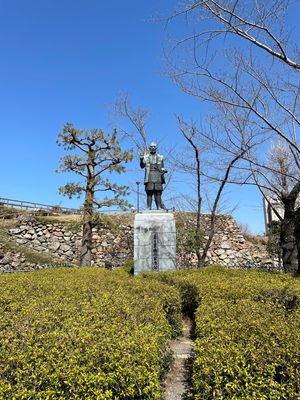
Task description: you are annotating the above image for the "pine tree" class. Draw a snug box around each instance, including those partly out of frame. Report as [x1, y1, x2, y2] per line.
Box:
[57, 123, 133, 266]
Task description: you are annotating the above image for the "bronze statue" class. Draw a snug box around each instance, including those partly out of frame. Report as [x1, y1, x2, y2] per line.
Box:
[140, 142, 167, 210]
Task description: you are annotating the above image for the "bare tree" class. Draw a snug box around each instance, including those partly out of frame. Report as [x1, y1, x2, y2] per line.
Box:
[113, 93, 148, 154]
[166, 0, 300, 272]
[177, 117, 202, 226]
[173, 116, 255, 267]
[174, 117, 203, 267]
[57, 123, 132, 266]
[203, 106, 300, 272]
[168, 0, 300, 71]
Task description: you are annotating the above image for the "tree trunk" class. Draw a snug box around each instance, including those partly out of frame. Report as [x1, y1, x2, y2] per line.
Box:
[80, 209, 93, 266]
[280, 197, 298, 273]
[294, 208, 300, 274]
[80, 156, 95, 267]
[200, 151, 246, 267]
[195, 143, 202, 268]
[200, 211, 216, 267]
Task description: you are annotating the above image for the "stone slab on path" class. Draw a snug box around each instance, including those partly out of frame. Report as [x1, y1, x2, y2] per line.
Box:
[163, 317, 194, 400]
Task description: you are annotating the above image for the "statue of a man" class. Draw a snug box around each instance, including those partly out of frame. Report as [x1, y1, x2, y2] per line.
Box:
[140, 142, 167, 210]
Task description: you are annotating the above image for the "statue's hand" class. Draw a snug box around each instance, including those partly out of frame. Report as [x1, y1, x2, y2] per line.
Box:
[139, 149, 147, 158]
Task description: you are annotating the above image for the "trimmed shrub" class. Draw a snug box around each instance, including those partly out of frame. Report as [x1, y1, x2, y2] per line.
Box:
[192, 298, 300, 399]
[120, 259, 134, 276]
[142, 267, 300, 399]
[0, 267, 181, 399]
[141, 271, 200, 317]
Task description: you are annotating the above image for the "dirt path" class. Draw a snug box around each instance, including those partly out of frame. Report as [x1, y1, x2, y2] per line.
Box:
[163, 317, 194, 400]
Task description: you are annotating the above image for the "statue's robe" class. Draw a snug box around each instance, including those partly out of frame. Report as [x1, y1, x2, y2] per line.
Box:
[140, 153, 165, 191]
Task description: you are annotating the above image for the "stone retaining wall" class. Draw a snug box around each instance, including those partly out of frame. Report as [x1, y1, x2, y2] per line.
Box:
[1, 213, 280, 273]
[176, 214, 279, 271]
[8, 220, 133, 269]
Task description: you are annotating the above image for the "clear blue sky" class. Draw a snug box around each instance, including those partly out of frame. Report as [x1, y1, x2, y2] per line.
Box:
[0, 0, 278, 234]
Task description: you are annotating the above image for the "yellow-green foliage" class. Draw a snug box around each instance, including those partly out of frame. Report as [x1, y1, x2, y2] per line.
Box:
[141, 271, 200, 317]
[145, 267, 300, 399]
[193, 298, 300, 399]
[0, 268, 182, 399]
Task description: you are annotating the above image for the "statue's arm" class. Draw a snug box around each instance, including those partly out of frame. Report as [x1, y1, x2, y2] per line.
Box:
[161, 157, 167, 173]
[140, 156, 146, 169]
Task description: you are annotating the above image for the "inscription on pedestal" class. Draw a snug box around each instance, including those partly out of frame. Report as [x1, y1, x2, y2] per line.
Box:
[152, 231, 159, 271]
[134, 211, 176, 275]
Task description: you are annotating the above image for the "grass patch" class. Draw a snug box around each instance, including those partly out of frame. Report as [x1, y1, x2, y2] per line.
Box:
[0, 206, 29, 216]
[35, 214, 82, 233]
[35, 214, 81, 225]
[35, 213, 134, 233]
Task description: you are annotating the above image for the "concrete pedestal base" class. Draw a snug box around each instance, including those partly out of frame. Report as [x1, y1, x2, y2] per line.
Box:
[134, 210, 176, 275]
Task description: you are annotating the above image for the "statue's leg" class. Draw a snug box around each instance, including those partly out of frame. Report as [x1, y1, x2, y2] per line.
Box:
[154, 191, 164, 210]
[146, 190, 153, 209]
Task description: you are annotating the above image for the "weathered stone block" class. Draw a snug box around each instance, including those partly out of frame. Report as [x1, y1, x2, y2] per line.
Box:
[16, 238, 28, 245]
[60, 244, 71, 252]
[49, 241, 60, 251]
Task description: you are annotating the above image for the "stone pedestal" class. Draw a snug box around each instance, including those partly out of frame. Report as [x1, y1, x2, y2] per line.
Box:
[134, 210, 176, 275]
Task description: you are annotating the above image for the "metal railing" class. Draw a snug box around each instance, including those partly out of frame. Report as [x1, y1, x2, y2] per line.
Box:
[0, 197, 133, 215]
[0, 197, 81, 214]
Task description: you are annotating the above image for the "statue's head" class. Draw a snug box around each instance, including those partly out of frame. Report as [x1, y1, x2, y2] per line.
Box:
[149, 142, 157, 154]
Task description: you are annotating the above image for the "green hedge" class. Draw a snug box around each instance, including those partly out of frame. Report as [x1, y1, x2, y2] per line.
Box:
[3, 265, 300, 399]
[141, 271, 200, 317]
[191, 268, 300, 399]
[193, 298, 300, 399]
[0, 267, 182, 399]
[143, 267, 300, 399]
